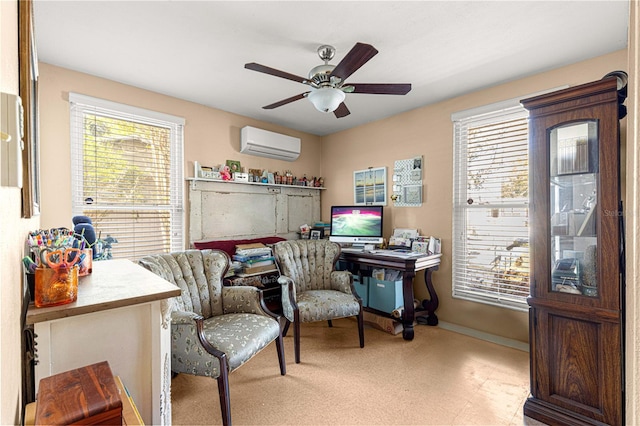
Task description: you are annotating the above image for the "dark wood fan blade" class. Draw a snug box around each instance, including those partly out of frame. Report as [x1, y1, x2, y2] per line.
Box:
[263, 92, 309, 109]
[349, 83, 412, 95]
[334, 102, 350, 118]
[245, 62, 307, 84]
[330, 42, 378, 81]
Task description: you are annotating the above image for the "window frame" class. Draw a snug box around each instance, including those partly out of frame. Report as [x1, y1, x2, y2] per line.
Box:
[451, 99, 531, 312]
[69, 93, 185, 260]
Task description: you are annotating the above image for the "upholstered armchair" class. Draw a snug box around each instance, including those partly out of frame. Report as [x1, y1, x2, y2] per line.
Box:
[139, 249, 285, 426]
[273, 239, 364, 363]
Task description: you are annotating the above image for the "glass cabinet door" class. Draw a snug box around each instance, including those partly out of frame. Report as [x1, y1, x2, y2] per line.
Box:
[549, 121, 598, 296]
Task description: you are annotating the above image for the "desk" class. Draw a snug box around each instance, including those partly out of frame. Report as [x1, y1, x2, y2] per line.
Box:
[339, 251, 441, 340]
[26, 259, 181, 425]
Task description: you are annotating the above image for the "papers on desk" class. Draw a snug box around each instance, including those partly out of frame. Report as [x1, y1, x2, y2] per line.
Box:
[410, 236, 442, 256]
[388, 228, 419, 248]
[368, 249, 426, 259]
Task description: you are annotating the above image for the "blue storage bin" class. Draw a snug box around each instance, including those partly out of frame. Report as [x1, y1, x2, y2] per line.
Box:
[353, 275, 369, 307]
[368, 278, 403, 314]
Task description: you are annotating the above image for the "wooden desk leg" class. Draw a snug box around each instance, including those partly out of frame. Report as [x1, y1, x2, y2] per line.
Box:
[418, 265, 439, 326]
[401, 271, 416, 341]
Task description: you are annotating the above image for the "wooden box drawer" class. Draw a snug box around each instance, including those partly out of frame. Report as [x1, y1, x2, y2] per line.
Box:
[35, 361, 122, 425]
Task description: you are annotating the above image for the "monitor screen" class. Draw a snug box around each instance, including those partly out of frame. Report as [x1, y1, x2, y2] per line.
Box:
[329, 205, 384, 245]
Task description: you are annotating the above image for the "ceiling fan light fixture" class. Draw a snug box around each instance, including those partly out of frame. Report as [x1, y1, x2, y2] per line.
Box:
[308, 87, 345, 113]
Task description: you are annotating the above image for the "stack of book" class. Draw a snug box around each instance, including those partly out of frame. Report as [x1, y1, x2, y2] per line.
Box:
[233, 243, 277, 276]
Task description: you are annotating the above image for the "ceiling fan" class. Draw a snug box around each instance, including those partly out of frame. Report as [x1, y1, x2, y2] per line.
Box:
[244, 42, 411, 118]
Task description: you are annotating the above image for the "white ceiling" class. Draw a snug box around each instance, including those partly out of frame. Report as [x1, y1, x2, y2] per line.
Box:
[33, 1, 629, 136]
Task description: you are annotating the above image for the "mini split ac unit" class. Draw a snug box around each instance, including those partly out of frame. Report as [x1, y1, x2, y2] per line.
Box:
[240, 126, 300, 161]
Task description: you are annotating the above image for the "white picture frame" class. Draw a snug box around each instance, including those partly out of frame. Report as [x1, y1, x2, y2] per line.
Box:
[353, 166, 387, 206]
[404, 184, 422, 204]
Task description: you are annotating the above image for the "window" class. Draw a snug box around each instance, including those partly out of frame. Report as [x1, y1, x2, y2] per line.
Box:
[70, 93, 184, 261]
[452, 101, 530, 311]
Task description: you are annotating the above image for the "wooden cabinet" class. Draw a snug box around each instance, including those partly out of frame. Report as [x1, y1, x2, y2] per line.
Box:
[522, 76, 625, 425]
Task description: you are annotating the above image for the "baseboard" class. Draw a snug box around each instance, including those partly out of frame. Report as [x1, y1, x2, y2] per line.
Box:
[437, 321, 529, 352]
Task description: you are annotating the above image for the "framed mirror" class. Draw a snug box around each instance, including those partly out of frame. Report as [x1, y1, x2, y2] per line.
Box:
[19, 0, 40, 218]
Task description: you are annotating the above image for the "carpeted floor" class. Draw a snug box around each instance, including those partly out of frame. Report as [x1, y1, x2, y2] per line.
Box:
[171, 318, 533, 425]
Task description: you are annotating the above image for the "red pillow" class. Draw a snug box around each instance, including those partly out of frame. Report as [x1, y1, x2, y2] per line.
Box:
[194, 237, 286, 257]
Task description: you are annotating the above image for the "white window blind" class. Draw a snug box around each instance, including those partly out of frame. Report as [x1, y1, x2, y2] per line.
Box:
[452, 104, 530, 311]
[70, 93, 184, 261]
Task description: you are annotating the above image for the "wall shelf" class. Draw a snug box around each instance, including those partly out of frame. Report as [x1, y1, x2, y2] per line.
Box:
[186, 177, 325, 190]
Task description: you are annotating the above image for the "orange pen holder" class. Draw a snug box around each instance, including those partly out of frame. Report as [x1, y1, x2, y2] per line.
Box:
[78, 248, 93, 277]
[35, 265, 79, 308]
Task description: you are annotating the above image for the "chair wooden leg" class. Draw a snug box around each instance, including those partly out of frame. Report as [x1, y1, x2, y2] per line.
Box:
[294, 310, 301, 363]
[327, 319, 333, 327]
[357, 310, 365, 348]
[216, 367, 231, 426]
[275, 330, 286, 375]
[282, 319, 291, 337]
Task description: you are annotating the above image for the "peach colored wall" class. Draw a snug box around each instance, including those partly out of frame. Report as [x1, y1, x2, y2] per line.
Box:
[1, 1, 40, 424]
[37, 63, 322, 237]
[321, 50, 628, 343]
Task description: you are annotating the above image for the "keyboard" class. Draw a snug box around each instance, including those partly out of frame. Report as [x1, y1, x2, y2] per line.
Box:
[341, 247, 363, 253]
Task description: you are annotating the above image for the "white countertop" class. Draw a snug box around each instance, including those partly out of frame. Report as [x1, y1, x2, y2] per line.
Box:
[26, 259, 181, 325]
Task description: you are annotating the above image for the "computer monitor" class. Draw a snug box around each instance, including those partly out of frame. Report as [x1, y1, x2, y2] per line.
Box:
[329, 205, 384, 246]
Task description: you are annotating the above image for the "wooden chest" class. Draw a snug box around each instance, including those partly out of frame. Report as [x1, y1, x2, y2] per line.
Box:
[35, 361, 123, 425]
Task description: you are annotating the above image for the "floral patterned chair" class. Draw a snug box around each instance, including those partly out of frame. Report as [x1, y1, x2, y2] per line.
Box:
[139, 249, 285, 426]
[273, 239, 364, 363]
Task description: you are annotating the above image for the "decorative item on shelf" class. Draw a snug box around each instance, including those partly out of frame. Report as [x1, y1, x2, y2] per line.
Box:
[234, 172, 249, 182]
[314, 222, 331, 237]
[194, 161, 219, 179]
[285, 170, 293, 185]
[220, 165, 232, 181]
[246, 168, 259, 182]
[226, 160, 241, 174]
[315, 177, 324, 187]
[310, 226, 325, 240]
[299, 224, 311, 239]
